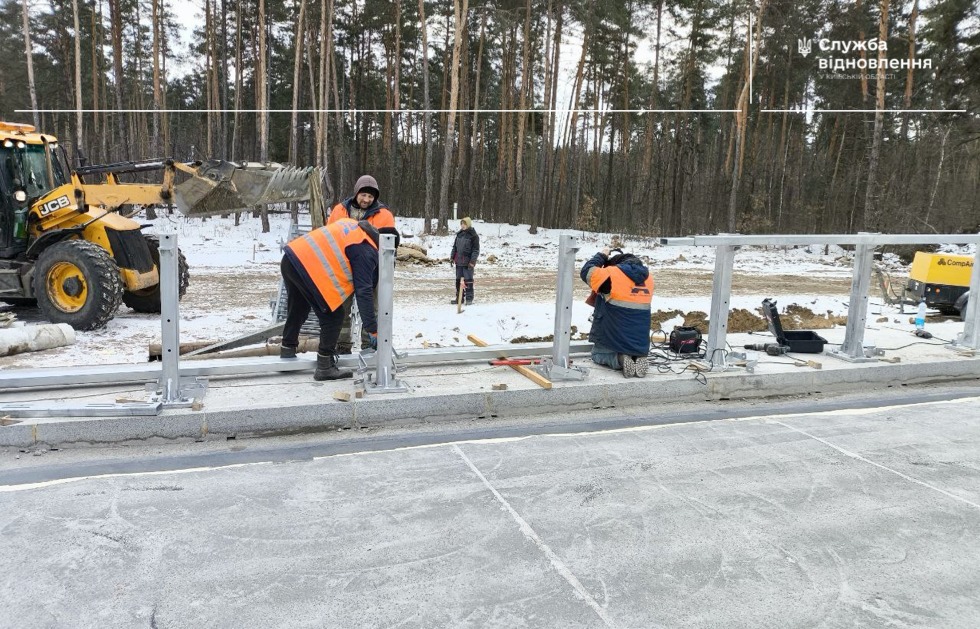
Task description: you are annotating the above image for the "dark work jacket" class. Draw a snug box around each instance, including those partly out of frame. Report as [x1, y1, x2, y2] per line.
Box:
[451, 228, 480, 266]
[581, 252, 653, 356]
[285, 240, 380, 334]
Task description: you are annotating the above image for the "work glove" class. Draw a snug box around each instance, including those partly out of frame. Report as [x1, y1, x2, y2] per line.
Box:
[368, 332, 378, 350]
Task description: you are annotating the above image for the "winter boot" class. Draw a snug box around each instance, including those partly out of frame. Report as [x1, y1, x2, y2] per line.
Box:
[279, 345, 297, 359]
[314, 353, 352, 381]
[620, 354, 636, 378]
[634, 356, 649, 378]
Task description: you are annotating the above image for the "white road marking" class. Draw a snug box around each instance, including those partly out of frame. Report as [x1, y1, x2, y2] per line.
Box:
[775, 421, 980, 512]
[451, 444, 617, 628]
[0, 462, 269, 493]
[4, 395, 978, 494]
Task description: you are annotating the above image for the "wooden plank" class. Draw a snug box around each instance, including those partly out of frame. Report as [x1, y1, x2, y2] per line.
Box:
[467, 334, 552, 389]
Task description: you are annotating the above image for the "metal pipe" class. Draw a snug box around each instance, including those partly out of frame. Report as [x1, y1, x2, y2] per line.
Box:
[662, 234, 980, 247]
[0, 343, 594, 392]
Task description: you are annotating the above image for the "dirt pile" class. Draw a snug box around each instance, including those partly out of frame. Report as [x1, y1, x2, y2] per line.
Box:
[648, 304, 845, 335]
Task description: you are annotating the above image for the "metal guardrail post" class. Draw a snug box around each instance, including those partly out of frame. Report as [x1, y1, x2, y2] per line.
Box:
[951, 244, 980, 351]
[706, 242, 736, 369]
[537, 234, 588, 381]
[158, 233, 181, 400]
[828, 241, 879, 362]
[152, 233, 206, 407]
[363, 234, 407, 394]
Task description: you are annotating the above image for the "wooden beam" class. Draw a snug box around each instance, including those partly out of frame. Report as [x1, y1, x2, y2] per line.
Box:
[467, 334, 552, 389]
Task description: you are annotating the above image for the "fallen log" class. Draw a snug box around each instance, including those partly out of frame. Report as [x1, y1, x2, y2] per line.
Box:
[0, 324, 75, 357]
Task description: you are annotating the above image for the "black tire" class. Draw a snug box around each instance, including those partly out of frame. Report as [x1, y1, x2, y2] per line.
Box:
[33, 239, 124, 331]
[121, 234, 190, 313]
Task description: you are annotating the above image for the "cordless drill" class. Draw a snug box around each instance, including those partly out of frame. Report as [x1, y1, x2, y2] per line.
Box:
[744, 343, 789, 356]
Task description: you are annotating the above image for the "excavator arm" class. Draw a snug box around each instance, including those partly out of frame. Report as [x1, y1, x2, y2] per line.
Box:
[75, 159, 324, 217]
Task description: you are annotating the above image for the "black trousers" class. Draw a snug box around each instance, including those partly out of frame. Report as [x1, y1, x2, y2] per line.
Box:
[281, 256, 345, 354]
[455, 265, 474, 301]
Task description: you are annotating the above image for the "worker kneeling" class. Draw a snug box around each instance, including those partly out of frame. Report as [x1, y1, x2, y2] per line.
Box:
[581, 248, 653, 378]
[280, 218, 400, 380]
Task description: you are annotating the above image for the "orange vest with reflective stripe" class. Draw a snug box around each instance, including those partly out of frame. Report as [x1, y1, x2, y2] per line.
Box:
[589, 267, 654, 309]
[286, 219, 377, 311]
[328, 202, 396, 229]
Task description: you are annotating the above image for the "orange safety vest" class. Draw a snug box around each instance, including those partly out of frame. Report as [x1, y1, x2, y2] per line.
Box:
[588, 266, 654, 309]
[327, 202, 396, 229]
[286, 219, 377, 311]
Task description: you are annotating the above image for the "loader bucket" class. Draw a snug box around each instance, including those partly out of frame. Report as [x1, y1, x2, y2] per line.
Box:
[174, 160, 320, 217]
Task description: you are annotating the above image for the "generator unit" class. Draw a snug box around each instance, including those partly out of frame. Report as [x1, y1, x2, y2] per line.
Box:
[906, 252, 974, 315]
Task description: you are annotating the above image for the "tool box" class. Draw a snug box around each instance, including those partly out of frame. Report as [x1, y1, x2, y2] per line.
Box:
[761, 298, 828, 353]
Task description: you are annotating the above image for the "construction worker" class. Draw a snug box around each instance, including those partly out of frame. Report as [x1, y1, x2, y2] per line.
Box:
[280, 218, 400, 380]
[449, 217, 480, 305]
[328, 175, 395, 349]
[581, 248, 653, 378]
[327, 175, 395, 228]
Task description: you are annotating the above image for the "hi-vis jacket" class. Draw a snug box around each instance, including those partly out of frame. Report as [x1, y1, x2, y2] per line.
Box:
[581, 253, 654, 356]
[284, 219, 380, 333]
[328, 199, 395, 229]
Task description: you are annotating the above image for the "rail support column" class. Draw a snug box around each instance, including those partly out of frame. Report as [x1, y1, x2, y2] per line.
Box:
[151, 232, 207, 406]
[538, 234, 588, 381]
[706, 241, 736, 369]
[828, 240, 879, 362]
[950, 240, 980, 352]
[363, 234, 408, 394]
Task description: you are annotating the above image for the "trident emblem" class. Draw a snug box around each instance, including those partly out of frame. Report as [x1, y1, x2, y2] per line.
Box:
[798, 38, 813, 57]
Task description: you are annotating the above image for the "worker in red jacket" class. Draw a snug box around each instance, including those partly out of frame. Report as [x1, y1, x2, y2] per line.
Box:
[327, 175, 395, 229]
[581, 248, 654, 378]
[280, 218, 399, 380]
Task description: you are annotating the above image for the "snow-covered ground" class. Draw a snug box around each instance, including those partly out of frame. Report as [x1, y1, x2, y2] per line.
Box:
[2, 213, 972, 370]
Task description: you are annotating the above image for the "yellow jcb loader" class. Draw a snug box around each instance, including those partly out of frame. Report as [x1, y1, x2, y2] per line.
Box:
[0, 121, 320, 330]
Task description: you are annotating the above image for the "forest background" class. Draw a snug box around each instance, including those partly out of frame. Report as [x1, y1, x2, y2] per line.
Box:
[1, 0, 978, 237]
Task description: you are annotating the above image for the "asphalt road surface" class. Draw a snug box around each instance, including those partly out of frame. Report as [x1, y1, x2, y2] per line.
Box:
[2, 385, 979, 628]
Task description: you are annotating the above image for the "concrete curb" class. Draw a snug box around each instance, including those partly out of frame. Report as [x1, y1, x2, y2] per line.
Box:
[3, 356, 978, 448]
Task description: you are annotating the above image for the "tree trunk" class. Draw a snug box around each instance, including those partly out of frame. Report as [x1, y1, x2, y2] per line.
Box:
[108, 0, 127, 157]
[418, 0, 435, 234]
[151, 0, 162, 157]
[900, 0, 918, 138]
[437, 0, 468, 234]
[290, 0, 307, 166]
[231, 0, 243, 161]
[862, 0, 890, 230]
[727, 0, 766, 232]
[514, 0, 533, 193]
[21, 0, 40, 128]
[289, 0, 308, 221]
[71, 0, 84, 162]
[258, 0, 270, 233]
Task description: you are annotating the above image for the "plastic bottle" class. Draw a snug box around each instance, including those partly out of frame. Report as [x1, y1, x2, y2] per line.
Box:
[915, 299, 926, 331]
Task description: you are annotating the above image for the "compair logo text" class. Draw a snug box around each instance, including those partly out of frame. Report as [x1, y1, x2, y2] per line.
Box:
[937, 258, 974, 267]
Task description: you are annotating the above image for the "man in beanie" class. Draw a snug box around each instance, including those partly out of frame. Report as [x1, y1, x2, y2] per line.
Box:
[328, 174, 395, 349]
[328, 174, 395, 229]
[280, 218, 400, 380]
[581, 247, 653, 378]
[450, 217, 480, 306]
